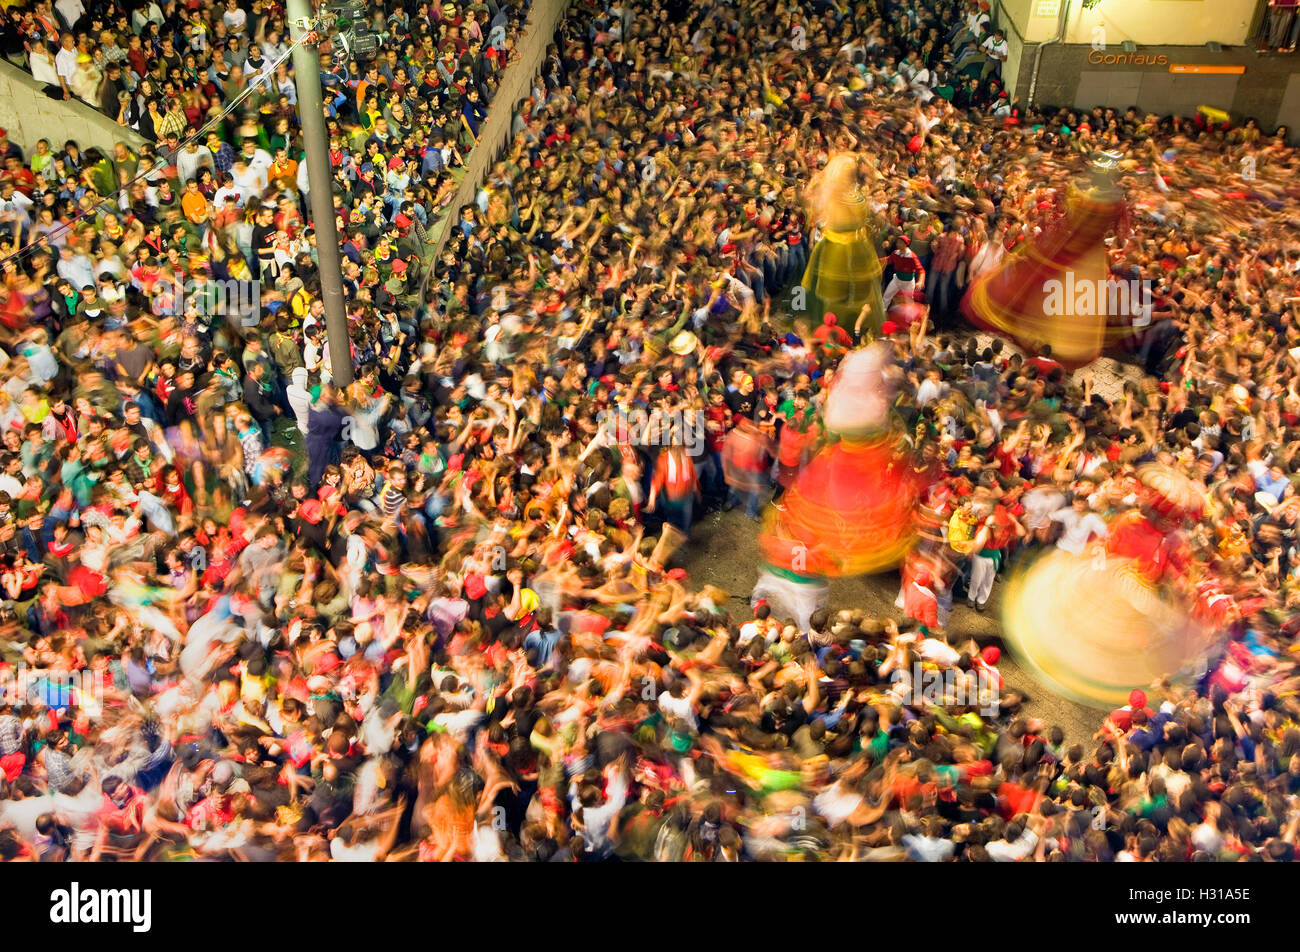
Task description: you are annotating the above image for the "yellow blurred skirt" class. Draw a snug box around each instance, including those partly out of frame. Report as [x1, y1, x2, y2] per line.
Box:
[801, 226, 885, 334]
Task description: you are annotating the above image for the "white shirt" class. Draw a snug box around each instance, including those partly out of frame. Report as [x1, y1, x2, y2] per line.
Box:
[916, 637, 961, 666]
[330, 838, 381, 861]
[243, 147, 273, 175]
[231, 164, 267, 198]
[916, 377, 946, 407]
[903, 834, 956, 862]
[287, 382, 311, 434]
[1050, 507, 1108, 554]
[132, 4, 163, 33]
[567, 770, 627, 856]
[303, 338, 324, 372]
[0, 472, 23, 498]
[55, 46, 79, 83]
[347, 396, 387, 452]
[0, 190, 33, 226]
[0, 793, 54, 841]
[1022, 488, 1066, 529]
[176, 146, 215, 185]
[55, 0, 86, 29]
[814, 782, 863, 827]
[658, 691, 697, 732]
[981, 36, 1009, 59]
[433, 708, 484, 744]
[55, 783, 103, 852]
[29, 50, 60, 86]
[213, 184, 246, 209]
[1191, 821, 1223, 855]
[986, 829, 1038, 862]
[244, 55, 271, 85]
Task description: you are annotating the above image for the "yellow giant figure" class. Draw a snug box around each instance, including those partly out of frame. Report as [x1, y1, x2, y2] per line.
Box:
[801, 154, 886, 338]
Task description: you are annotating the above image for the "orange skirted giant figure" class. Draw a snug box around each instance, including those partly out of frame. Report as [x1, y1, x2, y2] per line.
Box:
[962, 151, 1132, 370]
[800, 154, 886, 339]
[1000, 465, 1226, 709]
[754, 344, 931, 630]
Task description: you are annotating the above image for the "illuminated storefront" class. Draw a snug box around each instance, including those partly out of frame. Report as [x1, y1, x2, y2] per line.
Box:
[994, 0, 1300, 135]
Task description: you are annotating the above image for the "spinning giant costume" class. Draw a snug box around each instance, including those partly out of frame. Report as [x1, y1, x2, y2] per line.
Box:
[800, 154, 887, 337]
[1000, 465, 1227, 709]
[753, 344, 930, 629]
[962, 151, 1136, 369]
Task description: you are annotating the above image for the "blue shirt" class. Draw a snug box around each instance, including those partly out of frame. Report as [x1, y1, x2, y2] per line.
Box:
[1257, 471, 1288, 499]
[1130, 711, 1173, 752]
[524, 628, 561, 666]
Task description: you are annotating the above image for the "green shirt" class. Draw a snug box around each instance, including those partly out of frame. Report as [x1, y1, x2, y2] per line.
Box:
[865, 728, 889, 763]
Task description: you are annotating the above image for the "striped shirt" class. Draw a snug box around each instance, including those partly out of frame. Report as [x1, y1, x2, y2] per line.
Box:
[44, 747, 78, 793]
[0, 715, 23, 756]
[380, 485, 407, 516]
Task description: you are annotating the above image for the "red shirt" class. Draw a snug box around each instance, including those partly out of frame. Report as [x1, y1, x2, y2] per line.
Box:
[902, 580, 938, 629]
[1106, 705, 1154, 734]
[653, 451, 697, 498]
[187, 794, 235, 831]
[99, 788, 147, 834]
[704, 404, 729, 453]
[997, 781, 1041, 820]
[1028, 356, 1063, 377]
[778, 421, 810, 467]
[987, 504, 1021, 550]
[4, 166, 36, 197]
[993, 443, 1021, 478]
[463, 572, 488, 601]
[723, 426, 769, 474]
[812, 322, 851, 348]
[892, 776, 937, 810]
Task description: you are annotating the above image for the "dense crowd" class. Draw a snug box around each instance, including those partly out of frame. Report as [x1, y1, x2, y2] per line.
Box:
[3, 0, 525, 255]
[0, 0, 1291, 863]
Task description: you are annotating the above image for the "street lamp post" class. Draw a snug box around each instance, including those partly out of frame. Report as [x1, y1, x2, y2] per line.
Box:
[286, 0, 353, 388]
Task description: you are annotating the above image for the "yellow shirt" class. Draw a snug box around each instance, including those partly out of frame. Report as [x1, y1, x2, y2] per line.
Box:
[947, 509, 976, 552]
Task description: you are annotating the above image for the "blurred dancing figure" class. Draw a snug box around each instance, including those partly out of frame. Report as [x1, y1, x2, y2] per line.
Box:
[801, 155, 886, 340]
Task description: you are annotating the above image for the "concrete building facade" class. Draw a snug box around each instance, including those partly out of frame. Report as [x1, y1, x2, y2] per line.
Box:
[994, 0, 1300, 136]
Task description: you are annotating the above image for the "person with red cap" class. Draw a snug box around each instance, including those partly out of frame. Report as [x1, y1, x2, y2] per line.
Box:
[882, 237, 926, 311]
[974, 645, 1003, 692]
[811, 312, 852, 357]
[1106, 689, 1155, 735]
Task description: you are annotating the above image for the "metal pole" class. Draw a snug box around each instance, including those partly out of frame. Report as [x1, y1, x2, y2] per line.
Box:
[287, 0, 353, 388]
[1027, 0, 1071, 109]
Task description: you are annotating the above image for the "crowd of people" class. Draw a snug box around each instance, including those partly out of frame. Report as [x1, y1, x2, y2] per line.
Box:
[0, 0, 1289, 863]
[3, 0, 525, 257]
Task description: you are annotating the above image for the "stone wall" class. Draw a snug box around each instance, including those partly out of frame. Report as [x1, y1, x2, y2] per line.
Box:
[0, 59, 147, 156]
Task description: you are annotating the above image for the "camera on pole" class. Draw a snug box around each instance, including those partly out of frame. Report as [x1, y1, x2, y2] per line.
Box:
[324, 0, 379, 60]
